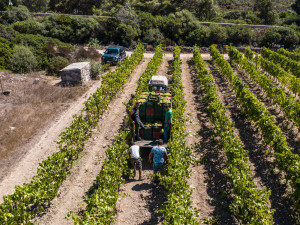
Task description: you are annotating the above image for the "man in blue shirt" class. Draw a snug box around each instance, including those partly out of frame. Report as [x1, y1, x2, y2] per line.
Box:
[148, 139, 167, 182]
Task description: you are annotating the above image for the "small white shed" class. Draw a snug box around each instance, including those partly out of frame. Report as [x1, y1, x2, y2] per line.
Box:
[60, 62, 90, 85]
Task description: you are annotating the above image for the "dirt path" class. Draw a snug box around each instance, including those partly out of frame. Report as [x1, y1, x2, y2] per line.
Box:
[0, 78, 105, 200]
[210, 64, 295, 225]
[181, 57, 213, 222]
[35, 58, 151, 225]
[113, 56, 172, 225]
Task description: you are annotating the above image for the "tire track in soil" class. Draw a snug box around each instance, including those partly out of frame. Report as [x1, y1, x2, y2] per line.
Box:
[182, 58, 212, 221]
[35, 58, 151, 225]
[113, 56, 172, 225]
[186, 59, 238, 224]
[209, 63, 296, 225]
[233, 65, 299, 153]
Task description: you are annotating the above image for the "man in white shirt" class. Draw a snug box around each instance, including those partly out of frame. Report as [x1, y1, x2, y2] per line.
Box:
[128, 142, 143, 180]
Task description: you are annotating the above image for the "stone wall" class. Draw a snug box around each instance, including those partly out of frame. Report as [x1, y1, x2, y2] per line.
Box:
[60, 62, 90, 85]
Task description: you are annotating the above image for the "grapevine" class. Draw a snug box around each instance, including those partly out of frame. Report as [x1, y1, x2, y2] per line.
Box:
[229, 46, 300, 128]
[194, 46, 273, 225]
[210, 45, 300, 222]
[244, 47, 300, 96]
[261, 47, 300, 78]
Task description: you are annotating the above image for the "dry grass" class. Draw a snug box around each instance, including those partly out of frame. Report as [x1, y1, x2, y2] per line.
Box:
[0, 71, 87, 160]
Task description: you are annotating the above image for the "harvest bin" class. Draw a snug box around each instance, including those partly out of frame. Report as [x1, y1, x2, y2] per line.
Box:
[144, 123, 153, 140]
[153, 122, 163, 139]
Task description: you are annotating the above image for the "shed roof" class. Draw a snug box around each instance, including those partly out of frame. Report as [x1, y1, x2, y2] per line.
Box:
[61, 62, 90, 71]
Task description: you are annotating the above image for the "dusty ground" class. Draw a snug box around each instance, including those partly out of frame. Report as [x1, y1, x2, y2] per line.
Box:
[113, 56, 172, 225]
[0, 72, 88, 183]
[181, 58, 214, 222]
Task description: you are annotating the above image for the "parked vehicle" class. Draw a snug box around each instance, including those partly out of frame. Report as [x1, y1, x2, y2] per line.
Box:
[101, 46, 126, 65]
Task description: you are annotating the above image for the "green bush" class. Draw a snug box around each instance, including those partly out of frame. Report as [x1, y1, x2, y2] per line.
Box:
[87, 59, 102, 79]
[11, 19, 46, 35]
[208, 24, 227, 44]
[186, 26, 209, 46]
[46, 56, 69, 76]
[87, 38, 101, 48]
[10, 45, 38, 73]
[261, 26, 299, 47]
[143, 28, 164, 45]
[10, 33, 72, 69]
[75, 46, 101, 61]
[0, 5, 30, 24]
[116, 23, 140, 46]
[226, 25, 254, 45]
[0, 38, 12, 69]
[0, 24, 16, 39]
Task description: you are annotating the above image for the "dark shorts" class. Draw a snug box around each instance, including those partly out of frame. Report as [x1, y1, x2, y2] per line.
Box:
[131, 158, 142, 170]
[153, 163, 164, 172]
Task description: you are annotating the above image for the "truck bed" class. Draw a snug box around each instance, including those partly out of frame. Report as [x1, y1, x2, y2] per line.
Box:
[134, 140, 168, 148]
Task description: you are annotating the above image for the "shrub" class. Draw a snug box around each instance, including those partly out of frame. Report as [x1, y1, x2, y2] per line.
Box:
[0, 38, 12, 69]
[11, 19, 46, 35]
[0, 24, 15, 39]
[143, 28, 164, 45]
[0, 5, 30, 24]
[226, 25, 254, 45]
[75, 46, 101, 61]
[208, 24, 227, 44]
[10, 45, 38, 73]
[116, 23, 140, 46]
[261, 26, 299, 47]
[87, 38, 101, 48]
[85, 59, 102, 79]
[46, 56, 69, 76]
[186, 26, 209, 46]
[223, 10, 245, 20]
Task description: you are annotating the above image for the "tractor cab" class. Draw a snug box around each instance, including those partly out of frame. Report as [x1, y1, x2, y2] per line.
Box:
[148, 75, 168, 93]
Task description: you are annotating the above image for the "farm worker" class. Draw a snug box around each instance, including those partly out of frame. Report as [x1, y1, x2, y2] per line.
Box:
[129, 102, 145, 141]
[148, 139, 167, 183]
[128, 141, 143, 180]
[163, 104, 172, 143]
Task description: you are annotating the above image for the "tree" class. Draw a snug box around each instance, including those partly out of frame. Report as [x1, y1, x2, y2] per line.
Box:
[186, 26, 209, 46]
[253, 0, 276, 25]
[226, 25, 254, 44]
[21, 0, 49, 12]
[194, 0, 218, 21]
[10, 45, 38, 73]
[208, 24, 227, 44]
[292, 0, 300, 15]
[1, 5, 30, 24]
[143, 28, 164, 45]
[261, 27, 299, 47]
[116, 23, 140, 46]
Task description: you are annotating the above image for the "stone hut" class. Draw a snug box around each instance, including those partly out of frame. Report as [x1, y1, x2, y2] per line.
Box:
[60, 62, 90, 85]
